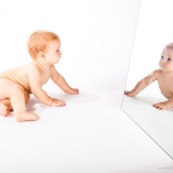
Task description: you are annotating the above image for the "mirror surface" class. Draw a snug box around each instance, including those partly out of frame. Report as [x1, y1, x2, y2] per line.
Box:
[122, 0, 173, 159]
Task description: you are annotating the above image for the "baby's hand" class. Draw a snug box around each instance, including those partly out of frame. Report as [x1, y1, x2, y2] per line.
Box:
[153, 102, 167, 110]
[51, 98, 66, 107]
[69, 88, 79, 94]
[124, 90, 135, 97]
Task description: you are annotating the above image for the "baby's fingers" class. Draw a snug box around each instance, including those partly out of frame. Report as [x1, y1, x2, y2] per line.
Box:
[124, 90, 134, 97]
[153, 102, 166, 110]
[53, 99, 66, 107]
[73, 88, 79, 94]
[124, 91, 129, 95]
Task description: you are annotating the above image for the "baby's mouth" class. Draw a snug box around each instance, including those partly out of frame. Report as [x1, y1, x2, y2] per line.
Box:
[159, 63, 165, 68]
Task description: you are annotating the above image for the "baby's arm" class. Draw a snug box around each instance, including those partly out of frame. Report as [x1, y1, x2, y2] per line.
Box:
[50, 66, 79, 94]
[125, 70, 157, 97]
[28, 67, 65, 107]
[32, 87, 65, 107]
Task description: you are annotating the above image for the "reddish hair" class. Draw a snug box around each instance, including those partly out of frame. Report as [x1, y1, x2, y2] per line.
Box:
[27, 30, 60, 59]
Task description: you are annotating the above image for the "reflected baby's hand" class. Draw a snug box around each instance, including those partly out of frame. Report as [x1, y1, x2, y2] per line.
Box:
[124, 90, 135, 97]
[153, 102, 167, 110]
[51, 98, 66, 107]
[69, 88, 79, 94]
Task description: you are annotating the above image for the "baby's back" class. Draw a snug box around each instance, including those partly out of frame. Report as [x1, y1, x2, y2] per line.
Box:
[0, 65, 31, 92]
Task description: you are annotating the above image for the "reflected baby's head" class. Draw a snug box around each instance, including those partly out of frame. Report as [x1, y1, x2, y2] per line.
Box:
[159, 43, 173, 72]
[27, 30, 60, 59]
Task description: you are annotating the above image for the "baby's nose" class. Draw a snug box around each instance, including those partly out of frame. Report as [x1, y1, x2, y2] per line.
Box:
[161, 58, 167, 62]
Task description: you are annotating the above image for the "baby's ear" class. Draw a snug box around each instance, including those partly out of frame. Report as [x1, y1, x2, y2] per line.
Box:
[38, 52, 45, 58]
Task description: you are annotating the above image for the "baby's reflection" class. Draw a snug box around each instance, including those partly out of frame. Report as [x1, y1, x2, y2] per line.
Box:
[125, 43, 173, 110]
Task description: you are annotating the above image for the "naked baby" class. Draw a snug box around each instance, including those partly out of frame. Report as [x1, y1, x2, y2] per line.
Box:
[0, 30, 79, 122]
[125, 43, 173, 110]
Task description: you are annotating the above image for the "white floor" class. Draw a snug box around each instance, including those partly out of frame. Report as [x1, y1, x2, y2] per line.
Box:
[122, 95, 173, 160]
[0, 76, 173, 173]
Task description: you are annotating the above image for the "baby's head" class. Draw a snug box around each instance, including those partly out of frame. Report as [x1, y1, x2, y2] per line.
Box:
[27, 30, 60, 59]
[159, 43, 173, 72]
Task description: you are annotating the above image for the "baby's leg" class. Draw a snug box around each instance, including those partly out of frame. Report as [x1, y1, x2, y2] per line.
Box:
[0, 78, 13, 116]
[10, 85, 39, 122]
[0, 78, 39, 122]
[0, 89, 30, 117]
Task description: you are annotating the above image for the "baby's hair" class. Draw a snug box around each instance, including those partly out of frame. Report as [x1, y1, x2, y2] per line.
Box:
[165, 43, 173, 50]
[27, 30, 60, 59]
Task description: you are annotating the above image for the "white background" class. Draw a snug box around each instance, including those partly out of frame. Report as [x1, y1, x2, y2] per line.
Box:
[125, 0, 173, 99]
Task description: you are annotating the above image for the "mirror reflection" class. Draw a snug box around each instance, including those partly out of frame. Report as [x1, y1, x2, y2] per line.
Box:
[122, 0, 173, 159]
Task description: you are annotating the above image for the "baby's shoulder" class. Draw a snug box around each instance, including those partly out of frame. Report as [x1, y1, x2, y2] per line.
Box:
[151, 69, 162, 76]
[22, 63, 41, 76]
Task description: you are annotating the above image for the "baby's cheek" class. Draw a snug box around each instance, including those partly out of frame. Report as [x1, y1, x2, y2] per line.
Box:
[167, 64, 173, 70]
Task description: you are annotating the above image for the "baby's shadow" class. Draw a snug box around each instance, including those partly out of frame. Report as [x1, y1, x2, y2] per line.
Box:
[26, 97, 42, 111]
[26, 94, 48, 113]
[48, 92, 100, 104]
[26, 92, 100, 112]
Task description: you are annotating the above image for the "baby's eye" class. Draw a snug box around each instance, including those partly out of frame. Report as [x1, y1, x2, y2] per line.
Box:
[161, 56, 164, 59]
[168, 58, 172, 61]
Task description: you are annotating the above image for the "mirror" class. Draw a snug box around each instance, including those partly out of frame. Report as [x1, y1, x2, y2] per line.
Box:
[122, 0, 173, 160]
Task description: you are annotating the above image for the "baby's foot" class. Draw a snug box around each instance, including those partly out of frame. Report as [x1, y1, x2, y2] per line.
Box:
[16, 112, 39, 122]
[0, 102, 10, 117]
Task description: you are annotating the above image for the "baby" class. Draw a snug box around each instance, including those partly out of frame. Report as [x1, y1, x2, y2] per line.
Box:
[125, 43, 173, 110]
[0, 30, 79, 122]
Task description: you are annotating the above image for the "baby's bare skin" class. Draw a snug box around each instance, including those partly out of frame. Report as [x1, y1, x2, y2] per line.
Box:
[125, 45, 173, 110]
[0, 99, 13, 117]
[0, 31, 79, 121]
